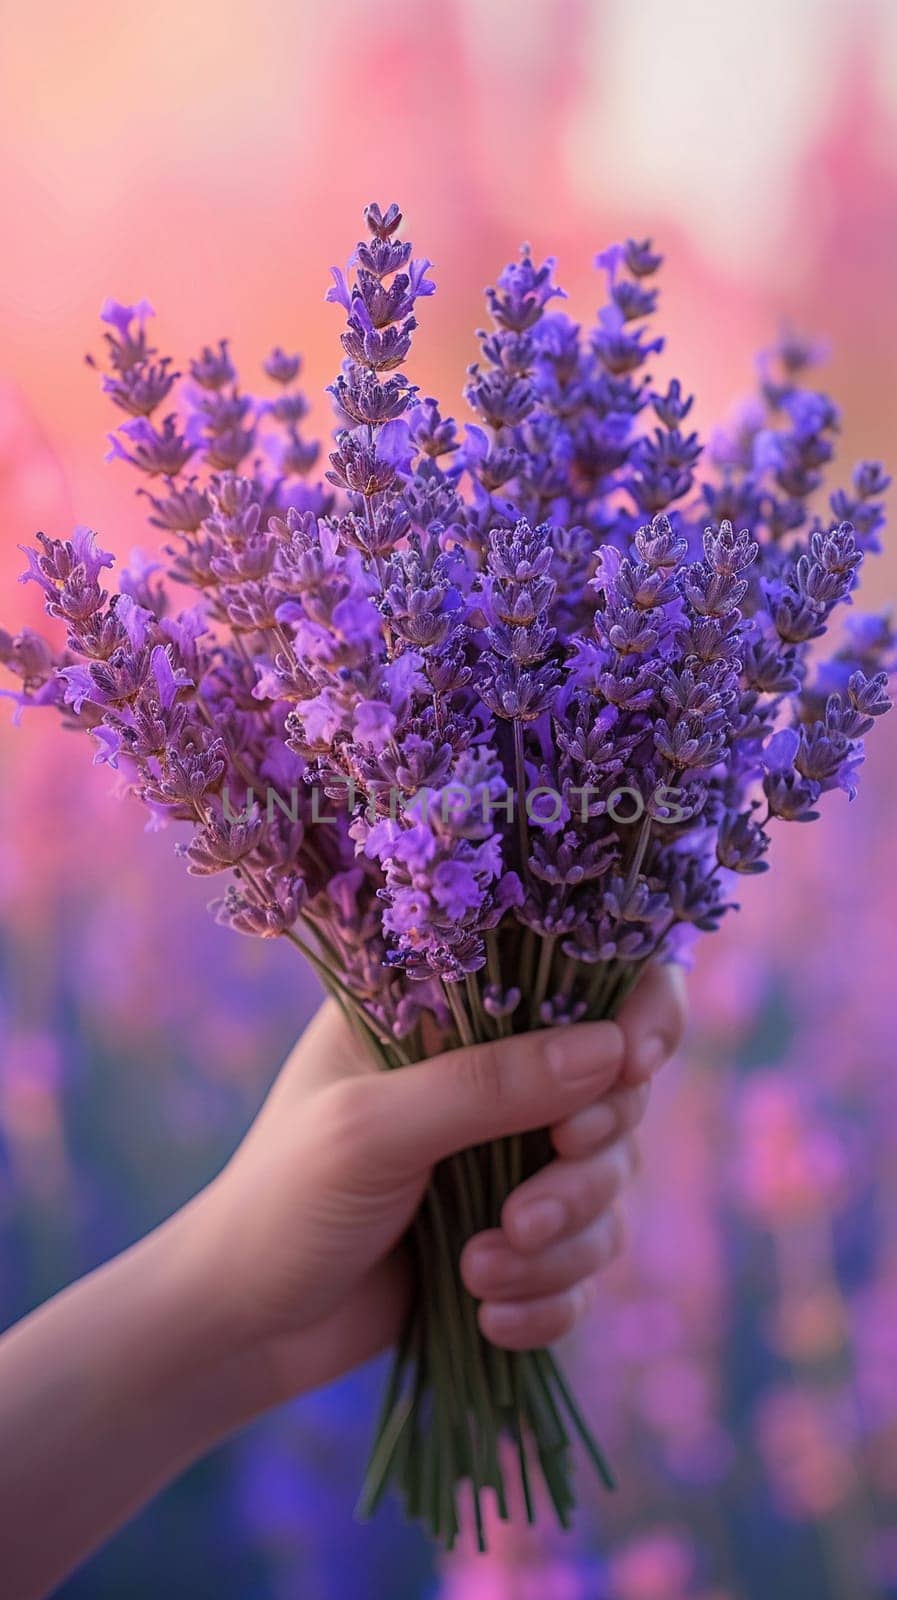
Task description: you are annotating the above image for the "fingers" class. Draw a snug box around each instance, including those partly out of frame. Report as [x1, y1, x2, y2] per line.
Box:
[501, 1142, 634, 1253]
[476, 1208, 625, 1349]
[478, 1277, 602, 1350]
[460, 1126, 636, 1351]
[461, 1209, 624, 1303]
[273, 960, 685, 1157]
[551, 1081, 650, 1160]
[364, 1021, 625, 1174]
[616, 961, 688, 1085]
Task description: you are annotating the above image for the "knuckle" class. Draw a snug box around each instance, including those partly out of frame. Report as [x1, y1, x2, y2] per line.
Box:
[569, 1126, 595, 1161]
[578, 1228, 607, 1276]
[624, 963, 688, 1060]
[316, 1076, 380, 1166]
[600, 1207, 625, 1262]
[554, 1291, 580, 1338]
[550, 1118, 581, 1159]
[617, 1085, 648, 1133]
[454, 1038, 507, 1108]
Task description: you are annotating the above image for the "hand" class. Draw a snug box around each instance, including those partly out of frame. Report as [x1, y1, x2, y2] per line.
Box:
[197, 963, 687, 1403]
[0, 965, 686, 1600]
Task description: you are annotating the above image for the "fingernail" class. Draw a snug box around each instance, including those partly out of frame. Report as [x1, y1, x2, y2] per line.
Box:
[624, 1136, 641, 1176]
[577, 1275, 600, 1313]
[460, 1241, 518, 1292]
[480, 1301, 527, 1337]
[632, 1033, 667, 1080]
[513, 1196, 566, 1248]
[464, 1240, 503, 1274]
[604, 1207, 624, 1254]
[608, 1143, 634, 1186]
[548, 1025, 622, 1085]
[633, 1084, 651, 1115]
[581, 1102, 619, 1142]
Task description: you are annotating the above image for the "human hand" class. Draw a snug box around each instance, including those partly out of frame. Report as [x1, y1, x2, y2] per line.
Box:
[0, 964, 688, 1600]
[196, 964, 687, 1405]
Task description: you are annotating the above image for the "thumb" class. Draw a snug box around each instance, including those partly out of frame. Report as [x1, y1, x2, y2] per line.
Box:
[365, 1022, 625, 1174]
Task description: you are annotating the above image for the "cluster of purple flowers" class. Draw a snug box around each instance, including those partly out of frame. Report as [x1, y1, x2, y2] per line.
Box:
[3, 200, 890, 1059]
[1, 198, 892, 1548]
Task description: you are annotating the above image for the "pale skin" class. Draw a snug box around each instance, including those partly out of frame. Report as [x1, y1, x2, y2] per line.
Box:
[0, 964, 686, 1600]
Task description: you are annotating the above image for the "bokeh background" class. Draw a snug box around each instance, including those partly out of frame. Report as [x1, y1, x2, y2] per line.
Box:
[1, 1, 896, 1595]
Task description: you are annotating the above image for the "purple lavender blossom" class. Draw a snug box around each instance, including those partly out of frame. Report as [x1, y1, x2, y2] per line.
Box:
[2, 200, 891, 1550]
[5, 200, 891, 1029]
[6, 192, 891, 1140]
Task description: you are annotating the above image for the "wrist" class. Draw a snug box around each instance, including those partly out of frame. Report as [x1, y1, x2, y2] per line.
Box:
[130, 1187, 279, 1442]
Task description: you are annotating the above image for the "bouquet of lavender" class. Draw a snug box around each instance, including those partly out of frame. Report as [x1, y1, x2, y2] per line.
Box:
[2, 201, 892, 1548]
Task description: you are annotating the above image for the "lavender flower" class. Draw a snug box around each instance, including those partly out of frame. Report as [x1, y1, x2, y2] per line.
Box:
[3, 201, 891, 1552]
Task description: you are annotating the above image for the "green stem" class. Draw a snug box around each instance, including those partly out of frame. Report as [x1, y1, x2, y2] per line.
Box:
[510, 1361, 536, 1524]
[425, 1183, 488, 1544]
[355, 1313, 415, 1518]
[584, 958, 614, 1018]
[624, 812, 653, 894]
[282, 928, 404, 1062]
[487, 1138, 514, 1413]
[465, 971, 491, 1043]
[518, 926, 536, 999]
[508, 1132, 523, 1191]
[538, 1347, 616, 1490]
[520, 1353, 574, 1526]
[558, 954, 578, 1001]
[513, 718, 531, 873]
[485, 930, 511, 1035]
[444, 1157, 508, 1519]
[444, 978, 475, 1047]
[530, 933, 557, 1026]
